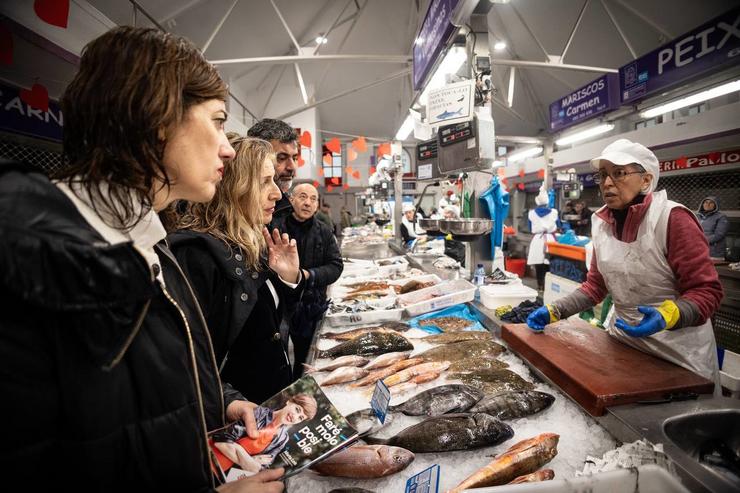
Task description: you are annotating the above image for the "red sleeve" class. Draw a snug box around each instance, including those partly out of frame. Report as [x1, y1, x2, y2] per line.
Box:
[666, 208, 724, 321]
[578, 249, 609, 304]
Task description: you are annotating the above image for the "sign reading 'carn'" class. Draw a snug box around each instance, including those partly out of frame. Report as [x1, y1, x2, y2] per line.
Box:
[660, 149, 740, 172]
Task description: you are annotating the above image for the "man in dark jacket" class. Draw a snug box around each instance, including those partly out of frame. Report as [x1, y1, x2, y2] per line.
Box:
[248, 119, 300, 220]
[697, 195, 729, 259]
[272, 183, 344, 377]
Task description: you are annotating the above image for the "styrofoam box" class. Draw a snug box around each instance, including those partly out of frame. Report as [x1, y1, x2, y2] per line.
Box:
[327, 274, 441, 299]
[399, 279, 477, 316]
[470, 465, 689, 493]
[324, 307, 404, 327]
[543, 272, 582, 305]
[374, 256, 409, 276]
[479, 284, 538, 310]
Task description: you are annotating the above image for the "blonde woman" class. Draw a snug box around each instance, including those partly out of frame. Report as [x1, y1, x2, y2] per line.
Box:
[170, 135, 303, 404]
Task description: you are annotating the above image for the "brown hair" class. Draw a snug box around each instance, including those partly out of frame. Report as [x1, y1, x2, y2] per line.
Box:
[175, 134, 274, 270]
[289, 394, 318, 420]
[56, 26, 227, 229]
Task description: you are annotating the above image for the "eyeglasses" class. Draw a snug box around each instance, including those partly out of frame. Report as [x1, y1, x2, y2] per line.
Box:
[593, 169, 644, 184]
[296, 193, 318, 203]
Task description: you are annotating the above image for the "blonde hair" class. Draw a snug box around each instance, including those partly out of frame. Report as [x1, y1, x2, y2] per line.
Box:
[176, 134, 275, 270]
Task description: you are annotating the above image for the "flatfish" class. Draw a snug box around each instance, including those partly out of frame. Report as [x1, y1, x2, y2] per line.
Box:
[469, 391, 555, 420]
[317, 332, 414, 359]
[416, 340, 505, 362]
[448, 358, 508, 373]
[418, 316, 475, 332]
[453, 369, 535, 394]
[415, 331, 492, 344]
[390, 384, 483, 416]
[310, 444, 414, 478]
[367, 413, 514, 453]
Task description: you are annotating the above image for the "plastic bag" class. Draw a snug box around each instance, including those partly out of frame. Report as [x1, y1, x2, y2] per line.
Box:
[407, 303, 486, 334]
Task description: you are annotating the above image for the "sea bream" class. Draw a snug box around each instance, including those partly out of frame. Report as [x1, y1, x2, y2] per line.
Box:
[448, 433, 560, 491]
[416, 340, 505, 363]
[317, 332, 414, 359]
[469, 391, 556, 420]
[321, 366, 369, 386]
[390, 384, 483, 416]
[364, 351, 411, 370]
[303, 355, 369, 373]
[310, 444, 415, 478]
[367, 413, 514, 453]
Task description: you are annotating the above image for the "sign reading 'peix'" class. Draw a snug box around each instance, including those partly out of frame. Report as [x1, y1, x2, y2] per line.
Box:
[549, 74, 619, 132]
[620, 6, 740, 104]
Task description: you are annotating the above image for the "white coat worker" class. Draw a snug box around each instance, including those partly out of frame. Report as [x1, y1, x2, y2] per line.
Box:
[526, 139, 724, 385]
[400, 203, 425, 246]
[526, 186, 559, 291]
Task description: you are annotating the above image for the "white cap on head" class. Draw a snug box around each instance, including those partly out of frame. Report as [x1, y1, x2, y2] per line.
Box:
[591, 138, 660, 193]
[535, 185, 549, 206]
[402, 203, 415, 213]
[444, 205, 460, 218]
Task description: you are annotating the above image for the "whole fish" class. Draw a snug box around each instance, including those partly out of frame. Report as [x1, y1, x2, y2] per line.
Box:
[411, 371, 441, 384]
[303, 355, 369, 373]
[390, 384, 483, 416]
[367, 413, 514, 453]
[364, 351, 411, 370]
[415, 331, 492, 344]
[322, 327, 404, 341]
[351, 358, 424, 388]
[346, 408, 394, 436]
[416, 340, 505, 363]
[321, 366, 369, 386]
[469, 391, 555, 420]
[448, 433, 560, 491]
[509, 468, 555, 484]
[318, 332, 414, 359]
[310, 444, 415, 478]
[448, 358, 508, 373]
[418, 316, 475, 332]
[383, 361, 451, 387]
[452, 369, 535, 394]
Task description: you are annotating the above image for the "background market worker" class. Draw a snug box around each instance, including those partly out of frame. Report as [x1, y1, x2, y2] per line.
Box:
[697, 196, 729, 260]
[248, 118, 300, 220]
[527, 186, 559, 291]
[272, 183, 343, 377]
[400, 203, 426, 246]
[527, 139, 723, 384]
[0, 26, 282, 492]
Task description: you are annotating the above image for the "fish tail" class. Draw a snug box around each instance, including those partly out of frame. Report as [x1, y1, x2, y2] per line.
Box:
[302, 363, 317, 374]
[362, 435, 389, 446]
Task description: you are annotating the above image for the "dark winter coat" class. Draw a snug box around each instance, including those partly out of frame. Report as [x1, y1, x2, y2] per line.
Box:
[0, 161, 233, 492]
[271, 192, 293, 221]
[168, 230, 303, 403]
[697, 195, 729, 258]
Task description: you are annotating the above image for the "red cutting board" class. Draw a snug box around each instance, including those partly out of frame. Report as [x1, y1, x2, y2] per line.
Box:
[502, 319, 714, 416]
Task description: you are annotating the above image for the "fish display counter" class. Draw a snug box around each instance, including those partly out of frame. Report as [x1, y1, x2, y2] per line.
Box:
[287, 245, 622, 492]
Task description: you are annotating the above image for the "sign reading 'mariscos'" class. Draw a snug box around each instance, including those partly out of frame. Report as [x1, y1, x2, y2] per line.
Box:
[549, 74, 619, 132]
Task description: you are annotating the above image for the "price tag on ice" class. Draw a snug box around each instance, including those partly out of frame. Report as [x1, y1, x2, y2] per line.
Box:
[370, 379, 391, 424]
[405, 464, 440, 493]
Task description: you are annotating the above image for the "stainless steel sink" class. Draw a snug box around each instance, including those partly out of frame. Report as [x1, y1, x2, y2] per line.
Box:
[663, 410, 740, 487]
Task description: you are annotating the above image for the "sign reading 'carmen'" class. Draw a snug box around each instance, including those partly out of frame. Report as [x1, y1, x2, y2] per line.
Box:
[549, 74, 619, 132]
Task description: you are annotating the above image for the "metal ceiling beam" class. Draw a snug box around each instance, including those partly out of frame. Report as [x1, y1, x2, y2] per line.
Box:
[507, 67, 516, 107]
[269, 0, 301, 51]
[275, 68, 411, 120]
[561, 0, 590, 62]
[202, 0, 239, 54]
[261, 64, 288, 118]
[600, 0, 637, 59]
[508, 3, 550, 60]
[158, 0, 208, 25]
[211, 54, 411, 66]
[491, 59, 618, 73]
[613, 0, 674, 40]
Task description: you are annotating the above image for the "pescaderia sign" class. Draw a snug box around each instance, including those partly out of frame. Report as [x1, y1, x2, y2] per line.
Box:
[660, 149, 740, 172]
[620, 6, 740, 104]
[549, 74, 619, 132]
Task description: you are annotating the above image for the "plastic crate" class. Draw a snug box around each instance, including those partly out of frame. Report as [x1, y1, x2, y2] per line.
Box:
[324, 307, 404, 327]
[373, 256, 409, 276]
[546, 241, 587, 261]
[399, 279, 477, 316]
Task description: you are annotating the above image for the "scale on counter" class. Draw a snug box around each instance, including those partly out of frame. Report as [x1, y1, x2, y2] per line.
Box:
[437, 114, 495, 174]
[416, 138, 439, 180]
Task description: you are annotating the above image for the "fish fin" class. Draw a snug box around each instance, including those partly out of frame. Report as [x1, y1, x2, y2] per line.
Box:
[361, 435, 389, 445]
[302, 363, 317, 373]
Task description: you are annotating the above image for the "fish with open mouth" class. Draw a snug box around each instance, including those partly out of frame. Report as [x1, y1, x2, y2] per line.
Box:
[366, 413, 514, 453]
[469, 390, 556, 420]
[390, 384, 483, 416]
[317, 332, 414, 359]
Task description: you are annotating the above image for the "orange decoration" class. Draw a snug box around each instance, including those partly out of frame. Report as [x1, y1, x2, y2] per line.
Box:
[377, 142, 391, 157]
[518, 169, 525, 178]
[312, 180, 320, 188]
[517, 183, 525, 191]
[299, 130, 312, 148]
[536, 169, 545, 179]
[20, 83, 49, 112]
[343, 183, 350, 190]
[323, 153, 332, 166]
[326, 137, 341, 154]
[34, 0, 70, 28]
[345, 166, 354, 175]
[347, 147, 358, 162]
[318, 167, 324, 176]
[369, 166, 377, 175]
[330, 177, 340, 185]
[327, 185, 334, 192]
[351, 136, 367, 153]
[297, 156, 305, 167]
[352, 170, 361, 180]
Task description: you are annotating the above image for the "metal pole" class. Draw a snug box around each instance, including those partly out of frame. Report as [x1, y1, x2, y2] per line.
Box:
[560, 0, 590, 62]
[491, 59, 618, 73]
[159, 0, 208, 25]
[613, 0, 674, 40]
[202, 0, 239, 54]
[261, 65, 288, 118]
[131, 3, 137, 26]
[275, 68, 411, 120]
[269, 0, 301, 51]
[509, 3, 550, 60]
[600, 0, 637, 59]
[210, 54, 411, 66]
[507, 67, 516, 107]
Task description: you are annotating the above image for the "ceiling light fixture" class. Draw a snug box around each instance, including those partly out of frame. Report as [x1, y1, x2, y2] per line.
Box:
[315, 35, 328, 45]
[395, 113, 415, 141]
[507, 146, 543, 163]
[555, 123, 615, 146]
[640, 79, 740, 118]
[494, 41, 507, 51]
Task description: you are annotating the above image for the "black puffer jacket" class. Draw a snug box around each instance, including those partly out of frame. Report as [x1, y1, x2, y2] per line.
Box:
[168, 230, 303, 403]
[0, 162, 236, 492]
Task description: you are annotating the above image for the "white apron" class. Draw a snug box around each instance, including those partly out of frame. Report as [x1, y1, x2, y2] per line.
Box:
[402, 216, 425, 239]
[593, 191, 719, 384]
[527, 209, 558, 265]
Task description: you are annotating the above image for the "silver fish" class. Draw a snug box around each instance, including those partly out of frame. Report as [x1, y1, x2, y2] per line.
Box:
[322, 366, 369, 385]
[390, 384, 483, 416]
[364, 351, 411, 370]
[303, 355, 369, 373]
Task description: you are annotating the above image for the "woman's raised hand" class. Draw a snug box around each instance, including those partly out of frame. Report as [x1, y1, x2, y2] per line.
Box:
[263, 227, 300, 283]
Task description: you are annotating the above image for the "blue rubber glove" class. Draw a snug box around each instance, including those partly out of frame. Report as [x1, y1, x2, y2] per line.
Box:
[615, 306, 666, 337]
[527, 306, 554, 332]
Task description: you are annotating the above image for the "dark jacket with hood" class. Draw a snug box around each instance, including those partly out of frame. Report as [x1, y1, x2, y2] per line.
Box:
[697, 196, 729, 258]
[168, 230, 303, 403]
[0, 161, 236, 492]
[271, 192, 293, 222]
